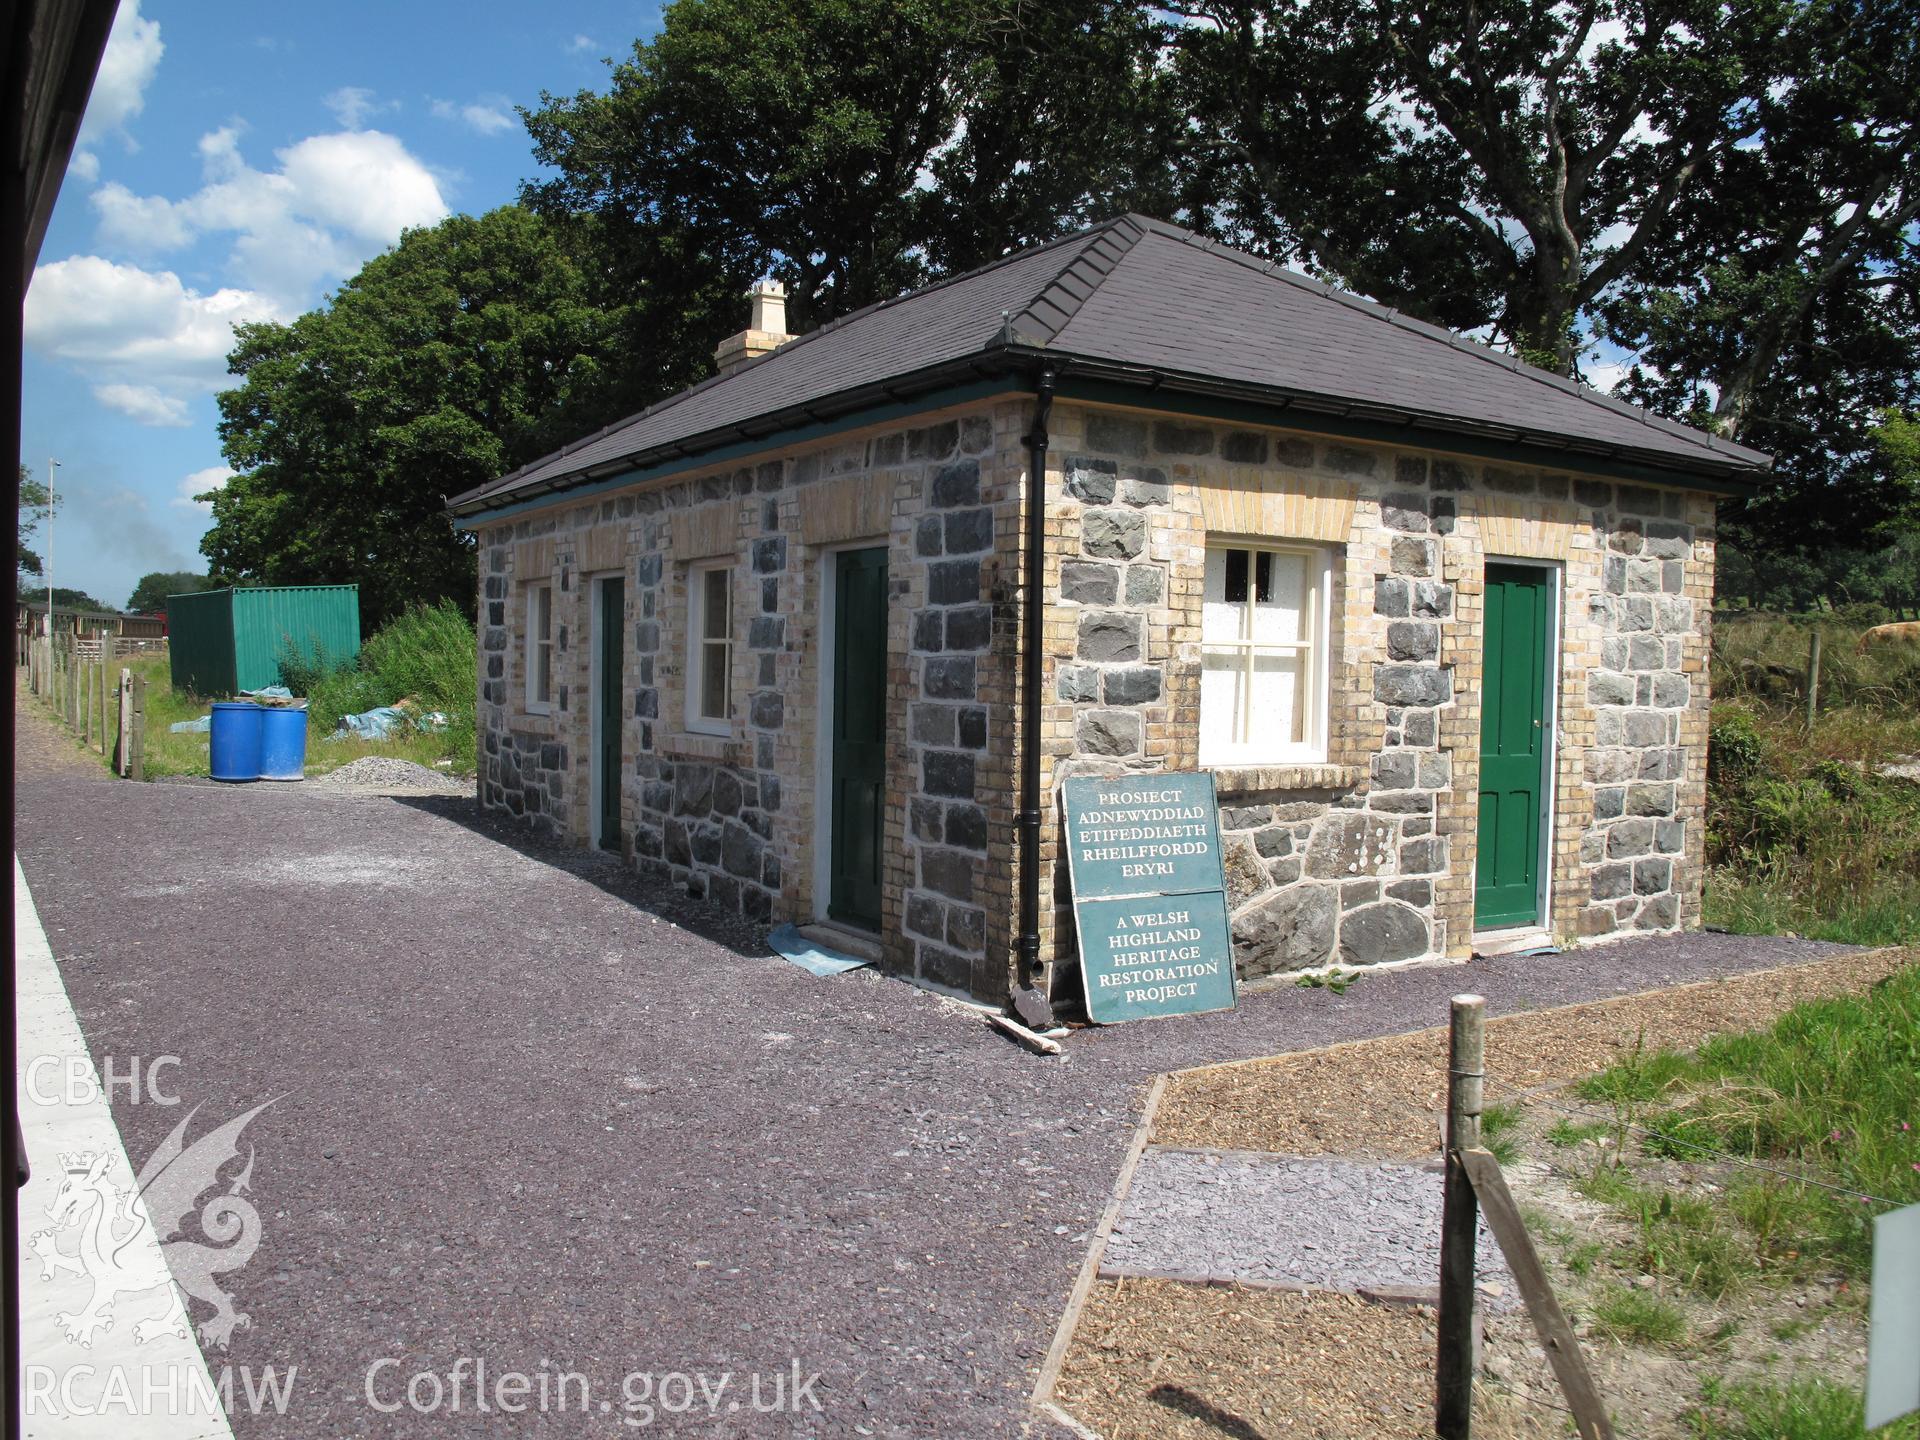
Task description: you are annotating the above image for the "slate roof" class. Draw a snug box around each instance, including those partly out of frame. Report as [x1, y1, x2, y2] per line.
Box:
[450, 214, 1767, 516]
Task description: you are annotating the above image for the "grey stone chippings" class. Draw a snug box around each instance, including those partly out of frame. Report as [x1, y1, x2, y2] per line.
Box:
[1104, 1148, 1516, 1309]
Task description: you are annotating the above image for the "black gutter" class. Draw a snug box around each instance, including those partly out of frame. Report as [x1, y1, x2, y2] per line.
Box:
[1011, 365, 1057, 1029]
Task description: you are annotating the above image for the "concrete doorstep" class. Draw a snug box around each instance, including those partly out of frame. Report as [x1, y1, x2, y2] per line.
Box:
[14, 858, 237, 1439]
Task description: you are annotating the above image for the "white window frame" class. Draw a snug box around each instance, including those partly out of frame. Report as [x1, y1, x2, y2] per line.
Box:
[525, 582, 554, 714]
[1198, 541, 1333, 767]
[685, 561, 734, 736]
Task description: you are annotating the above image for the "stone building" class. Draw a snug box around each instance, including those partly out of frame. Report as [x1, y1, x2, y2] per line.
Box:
[447, 214, 1768, 1013]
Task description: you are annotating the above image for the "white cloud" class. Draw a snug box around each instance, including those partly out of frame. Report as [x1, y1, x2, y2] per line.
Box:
[78, 0, 164, 151]
[91, 180, 196, 251]
[69, 149, 100, 182]
[566, 33, 598, 54]
[174, 466, 233, 511]
[324, 86, 396, 130]
[431, 97, 515, 136]
[86, 126, 448, 307]
[94, 382, 192, 427]
[25, 256, 282, 401]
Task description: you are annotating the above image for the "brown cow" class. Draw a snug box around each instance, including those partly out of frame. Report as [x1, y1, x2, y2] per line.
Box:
[1857, 621, 1920, 653]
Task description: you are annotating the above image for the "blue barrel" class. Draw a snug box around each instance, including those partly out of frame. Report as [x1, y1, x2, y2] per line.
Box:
[208, 702, 264, 782]
[258, 705, 309, 781]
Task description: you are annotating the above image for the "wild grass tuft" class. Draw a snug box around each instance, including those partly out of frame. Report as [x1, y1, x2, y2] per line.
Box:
[1588, 1285, 1688, 1346]
[1685, 1376, 1920, 1439]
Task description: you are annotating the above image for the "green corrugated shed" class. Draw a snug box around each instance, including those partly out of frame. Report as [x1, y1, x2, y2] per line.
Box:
[166, 585, 360, 695]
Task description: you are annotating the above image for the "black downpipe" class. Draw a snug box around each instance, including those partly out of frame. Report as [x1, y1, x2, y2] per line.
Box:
[1013, 366, 1057, 1027]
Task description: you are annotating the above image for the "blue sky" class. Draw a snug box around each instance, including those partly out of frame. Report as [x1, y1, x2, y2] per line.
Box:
[23, 0, 662, 611]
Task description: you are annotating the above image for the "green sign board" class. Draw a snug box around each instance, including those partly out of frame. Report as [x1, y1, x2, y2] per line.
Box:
[1062, 773, 1236, 1024]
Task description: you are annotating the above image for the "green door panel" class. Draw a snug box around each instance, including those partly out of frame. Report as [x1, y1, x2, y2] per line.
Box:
[1475, 564, 1552, 929]
[830, 548, 888, 929]
[598, 576, 625, 852]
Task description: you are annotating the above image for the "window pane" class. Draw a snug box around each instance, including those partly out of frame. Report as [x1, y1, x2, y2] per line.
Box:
[702, 569, 729, 641]
[533, 585, 550, 641]
[1202, 548, 1244, 644]
[700, 640, 729, 719]
[1251, 651, 1305, 747]
[536, 640, 552, 703]
[1223, 547, 1249, 603]
[1199, 648, 1246, 756]
[1250, 550, 1309, 644]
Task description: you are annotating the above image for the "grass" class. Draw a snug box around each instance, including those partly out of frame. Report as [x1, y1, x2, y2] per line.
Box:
[56, 601, 480, 781]
[1686, 1377, 1920, 1439]
[1707, 612, 1920, 946]
[1576, 966, 1920, 1278]
[1588, 1284, 1688, 1346]
[1547, 1118, 1611, 1147]
[1480, 1102, 1525, 1165]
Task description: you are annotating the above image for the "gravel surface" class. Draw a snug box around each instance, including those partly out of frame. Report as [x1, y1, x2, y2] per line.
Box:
[1103, 1147, 1515, 1305]
[10, 698, 1866, 1438]
[308, 755, 475, 793]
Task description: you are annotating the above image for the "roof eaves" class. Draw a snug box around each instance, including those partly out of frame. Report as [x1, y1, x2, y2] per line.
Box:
[1009, 344, 1768, 488]
[457, 223, 1115, 511]
[1152, 222, 1770, 470]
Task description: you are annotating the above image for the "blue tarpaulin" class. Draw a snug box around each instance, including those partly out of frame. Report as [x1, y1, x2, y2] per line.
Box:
[767, 923, 871, 977]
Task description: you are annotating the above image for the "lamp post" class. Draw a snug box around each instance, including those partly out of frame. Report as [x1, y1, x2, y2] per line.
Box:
[44, 456, 57, 642]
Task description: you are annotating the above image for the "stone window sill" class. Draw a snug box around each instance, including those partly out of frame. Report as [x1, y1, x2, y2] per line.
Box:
[660, 730, 743, 764]
[1208, 763, 1364, 797]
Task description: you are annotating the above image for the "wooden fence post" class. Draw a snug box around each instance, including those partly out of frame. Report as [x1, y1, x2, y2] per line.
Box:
[1436, 993, 1486, 1439]
[1805, 628, 1823, 730]
[130, 672, 147, 782]
[99, 636, 115, 754]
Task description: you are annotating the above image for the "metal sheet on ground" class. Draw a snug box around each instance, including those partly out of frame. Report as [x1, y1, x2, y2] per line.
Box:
[1866, 1200, 1920, 1429]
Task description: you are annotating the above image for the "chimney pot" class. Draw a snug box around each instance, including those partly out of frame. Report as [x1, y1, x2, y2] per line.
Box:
[715, 278, 794, 376]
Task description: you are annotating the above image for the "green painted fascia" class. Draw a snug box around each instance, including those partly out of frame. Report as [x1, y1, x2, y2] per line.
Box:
[1053, 376, 1759, 497]
[454, 375, 1026, 530]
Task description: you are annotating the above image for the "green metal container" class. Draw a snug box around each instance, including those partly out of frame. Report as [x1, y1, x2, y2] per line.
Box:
[166, 585, 361, 696]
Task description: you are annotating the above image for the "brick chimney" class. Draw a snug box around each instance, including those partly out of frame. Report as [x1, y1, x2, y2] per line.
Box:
[714, 279, 792, 376]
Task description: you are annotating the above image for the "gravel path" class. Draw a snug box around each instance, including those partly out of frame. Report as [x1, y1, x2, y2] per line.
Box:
[1102, 1148, 1515, 1308]
[10, 724, 1859, 1437]
[308, 755, 475, 794]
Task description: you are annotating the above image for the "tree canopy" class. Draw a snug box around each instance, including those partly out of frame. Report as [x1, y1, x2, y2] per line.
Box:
[126, 571, 209, 613]
[18, 463, 55, 578]
[207, 206, 626, 628]
[209, 0, 1915, 614]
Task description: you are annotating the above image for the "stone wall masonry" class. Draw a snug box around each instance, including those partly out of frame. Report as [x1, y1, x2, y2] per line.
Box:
[1032, 403, 1720, 1001]
[474, 400, 1027, 999]
[473, 392, 1721, 1011]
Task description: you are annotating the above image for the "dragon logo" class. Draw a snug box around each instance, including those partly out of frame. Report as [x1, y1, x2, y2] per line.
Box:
[30, 1100, 275, 1351]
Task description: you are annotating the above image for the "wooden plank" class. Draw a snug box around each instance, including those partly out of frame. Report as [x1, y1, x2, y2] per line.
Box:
[130, 673, 147, 782]
[1462, 1146, 1616, 1440]
[1436, 994, 1485, 1438]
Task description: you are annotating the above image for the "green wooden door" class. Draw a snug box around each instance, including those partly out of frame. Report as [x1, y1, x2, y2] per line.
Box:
[830, 547, 888, 929]
[1475, 564, 1553, 929]
[598, 575, 624, 852]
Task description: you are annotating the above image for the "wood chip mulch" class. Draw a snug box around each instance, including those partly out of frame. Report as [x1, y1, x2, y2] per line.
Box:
[1052, 1279, 1559, 1440]
[1047, 945, 1916, 1439]
[1154, 946, 1917, 1159]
